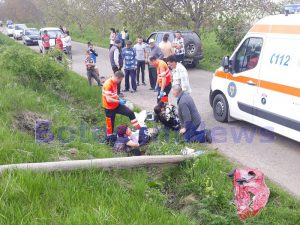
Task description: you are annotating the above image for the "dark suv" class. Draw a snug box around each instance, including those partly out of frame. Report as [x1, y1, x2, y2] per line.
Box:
[146, 31, 203, 67]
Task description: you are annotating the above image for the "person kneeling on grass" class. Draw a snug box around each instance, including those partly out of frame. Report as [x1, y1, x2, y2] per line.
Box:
[154, 101, 180, 131]
[172, 84, 212, 144]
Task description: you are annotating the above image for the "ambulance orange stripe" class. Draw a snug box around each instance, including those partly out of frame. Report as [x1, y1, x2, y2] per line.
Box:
[250, 24, 300, 35]
[215, 71, 300, 97]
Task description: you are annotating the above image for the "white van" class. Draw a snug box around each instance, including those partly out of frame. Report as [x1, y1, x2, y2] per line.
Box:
[38, 27, 65, 53]
[13, 24, 27, 40]
[210, 14, 300, 142]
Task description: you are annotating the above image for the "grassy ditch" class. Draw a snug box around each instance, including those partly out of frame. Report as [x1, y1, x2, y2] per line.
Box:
[0, 33, 299, 225]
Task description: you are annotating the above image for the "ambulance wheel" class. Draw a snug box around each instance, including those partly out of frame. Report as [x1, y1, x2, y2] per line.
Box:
[213, 94, 229, 122]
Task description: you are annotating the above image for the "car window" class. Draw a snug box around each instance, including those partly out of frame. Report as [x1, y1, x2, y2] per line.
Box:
[157, 33, 174, 44]
[15, 26, 23, 30]
[8, 25, 13, 29]
[234, 37, 263, 73]
[148, 33, 157, 42]
[26, 30, 39, 35]
[46, 30, 64, 39]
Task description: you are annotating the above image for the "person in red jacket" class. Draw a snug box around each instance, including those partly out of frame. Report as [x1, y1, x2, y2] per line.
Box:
[55, 34, 63, 51]
[42, 30, 50, 54]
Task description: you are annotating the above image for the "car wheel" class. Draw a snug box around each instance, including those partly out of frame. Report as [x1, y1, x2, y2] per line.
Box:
[213, 94, 229, 122]
[191, 60, 199, 68]
[185, 41, 197, 58]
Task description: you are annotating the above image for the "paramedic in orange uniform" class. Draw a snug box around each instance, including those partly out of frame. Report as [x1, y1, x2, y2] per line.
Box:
[102, 71, 141, 139]
[149, 56, 172, 103]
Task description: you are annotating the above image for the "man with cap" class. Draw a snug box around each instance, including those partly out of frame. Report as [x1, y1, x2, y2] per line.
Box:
[109, 39, 124, 97]
[148, 38, 164, 90]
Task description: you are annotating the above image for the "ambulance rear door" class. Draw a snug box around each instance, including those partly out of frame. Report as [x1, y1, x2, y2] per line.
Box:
[254, 34, 300, 141]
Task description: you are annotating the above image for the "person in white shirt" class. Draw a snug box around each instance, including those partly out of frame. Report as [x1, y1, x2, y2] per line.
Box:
[167, 55, 191, 94]
[172, 30, 185, 63]
[64, 31, 72, 59]
[109, 28, 116, 49]
[134, 37, 147, 85]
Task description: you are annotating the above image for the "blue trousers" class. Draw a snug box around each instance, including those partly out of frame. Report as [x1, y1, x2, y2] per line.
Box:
[124, 69, 137, 91]
[184, 122, 206, 143]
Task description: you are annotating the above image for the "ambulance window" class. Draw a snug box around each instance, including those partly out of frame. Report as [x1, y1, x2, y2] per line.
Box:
[234, 37, 263, 73]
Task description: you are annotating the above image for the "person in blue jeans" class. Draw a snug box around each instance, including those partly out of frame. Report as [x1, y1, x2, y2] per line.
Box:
[122, 41, 137, 93]
[172, 84, 212, 144]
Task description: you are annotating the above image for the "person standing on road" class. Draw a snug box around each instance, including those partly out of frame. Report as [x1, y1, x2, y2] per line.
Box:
[55, 34, 63, 51]
[88, 42, 100, 77]
[159, 34, 173, 62]
[115, 29, 123, 43]
[42, 30, 50, 54]
[167, 55, 191, 94]
[172, 85, 212, 144]
[134, 37, 147, 86]
[109, 28, 116, 49]
[172, 30, 185, 63]
[109, 40, 124, 97]
[121, 28, 126, 48]
[85, 51, 102, 86]
[64, 31, 72, 60]
[102, 71, 141, 142]
[122, 41, 137, 93]
[125, 30, 129, 42]
[148, 39, 164, 90]
[149, 56, 172, 103]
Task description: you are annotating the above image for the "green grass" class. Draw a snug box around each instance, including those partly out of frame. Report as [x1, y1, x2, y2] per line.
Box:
[199, 32, 231, 72]
[0, 33, 299, 225]
[69, 24, 110, 48]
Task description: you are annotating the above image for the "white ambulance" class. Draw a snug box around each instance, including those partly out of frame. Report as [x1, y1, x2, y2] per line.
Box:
[209, 13, 300, 142]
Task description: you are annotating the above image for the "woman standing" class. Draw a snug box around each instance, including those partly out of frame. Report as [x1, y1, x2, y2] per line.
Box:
[109, 28, 116, 49]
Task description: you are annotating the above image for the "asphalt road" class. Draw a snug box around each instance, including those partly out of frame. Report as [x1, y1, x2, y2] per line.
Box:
[2, 28, 300, 199]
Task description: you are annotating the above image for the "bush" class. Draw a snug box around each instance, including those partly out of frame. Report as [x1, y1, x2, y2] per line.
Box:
[0, 45, 67, 83]
[215, 16, 250, 51]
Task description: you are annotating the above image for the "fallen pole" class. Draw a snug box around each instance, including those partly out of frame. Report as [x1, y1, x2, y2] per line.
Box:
[0, 155, 197, 174]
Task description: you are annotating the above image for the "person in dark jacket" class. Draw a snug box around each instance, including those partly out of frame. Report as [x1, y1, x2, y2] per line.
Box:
[109, 40, 124, 97]
[172, 85, 212, 143]
[154, 101, 180, 131]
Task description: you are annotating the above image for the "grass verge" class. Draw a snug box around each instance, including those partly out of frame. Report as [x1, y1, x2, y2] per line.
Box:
[0, 33, 299, 225]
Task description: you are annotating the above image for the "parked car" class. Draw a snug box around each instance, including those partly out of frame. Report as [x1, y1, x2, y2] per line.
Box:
[6, 20, 13, 26]
[7, 24, 14, 37]
[22, 28, 40, 46]
[146, 31, 203, 67]
[38, 27, 65, 53]
[13, 24, 27, 40]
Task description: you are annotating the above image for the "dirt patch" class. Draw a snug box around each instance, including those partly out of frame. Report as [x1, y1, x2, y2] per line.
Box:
[13, 111, 47, 135]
